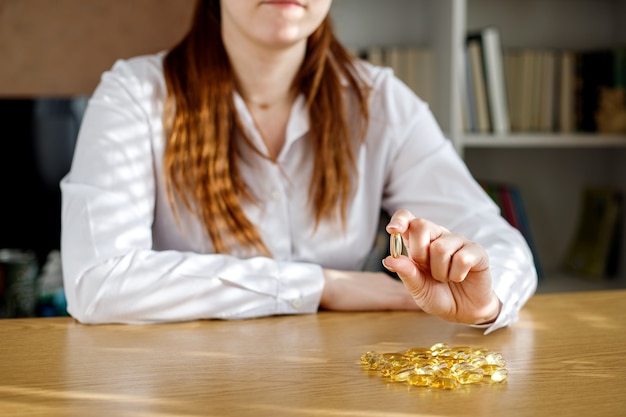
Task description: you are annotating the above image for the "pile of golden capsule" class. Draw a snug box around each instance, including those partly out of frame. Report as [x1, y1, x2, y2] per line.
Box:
[360, 342, 508, 389]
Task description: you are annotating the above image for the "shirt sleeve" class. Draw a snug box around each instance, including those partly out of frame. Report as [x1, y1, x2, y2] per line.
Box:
[60, 59, 324, 324]
[379, 74, 538, 334]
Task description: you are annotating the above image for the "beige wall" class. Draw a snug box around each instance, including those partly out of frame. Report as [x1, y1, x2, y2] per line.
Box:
[0, 0, 196, 96]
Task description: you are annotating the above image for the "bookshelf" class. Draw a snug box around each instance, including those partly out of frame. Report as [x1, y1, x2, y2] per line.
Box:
[463, 0, 626, 290]
[464, 133, 626, 148]
[331, 0, 626, 291]
[330, 0, 464, 140]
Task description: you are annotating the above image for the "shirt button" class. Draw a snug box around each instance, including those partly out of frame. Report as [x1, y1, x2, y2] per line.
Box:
[290, 298, 303, 308]
[271, 190, 281, 201]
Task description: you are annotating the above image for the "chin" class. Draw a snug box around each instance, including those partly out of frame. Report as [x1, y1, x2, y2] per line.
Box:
[263, 29, 308, 48]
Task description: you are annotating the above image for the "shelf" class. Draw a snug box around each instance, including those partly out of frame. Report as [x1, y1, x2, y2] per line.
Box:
[462, 133, 626, 148]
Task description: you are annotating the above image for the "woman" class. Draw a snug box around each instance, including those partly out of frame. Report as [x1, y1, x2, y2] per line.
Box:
[61, 0, 537, 333]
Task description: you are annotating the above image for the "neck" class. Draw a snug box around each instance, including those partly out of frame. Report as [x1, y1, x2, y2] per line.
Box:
[223, 35, 305, 110]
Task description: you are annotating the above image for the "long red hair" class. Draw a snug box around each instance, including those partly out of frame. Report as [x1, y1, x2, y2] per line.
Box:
[163, 0, 369, 256]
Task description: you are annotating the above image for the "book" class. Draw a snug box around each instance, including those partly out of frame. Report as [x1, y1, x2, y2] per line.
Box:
[386, 46, 406, 82]
[529, 49, 544, 131]
[462, 46, 477, 132]
[508, 184, 543, 279]
[613, 46, 626, 90]
[404, 47, 420, 96]
[467, 38, 491, 132]
[558, 50, 576, 133]
[576, 50, 614, 132]
[595, 46, 626, 133]
[538, 50, 557, 132]
[362, 45, 433, 104]
[503, 49, 520, 131]
[479, 181, 543, 278]
[414, 48, 433, 105]
[517, 49, 536, 132]
[467, 27, 510, 135]
[364, 46, 385, 66]
[498, 185, 521, 231]
[562, 187, 623, 279]
[400, 46, 433, 103]
[503, 47, 624, 134]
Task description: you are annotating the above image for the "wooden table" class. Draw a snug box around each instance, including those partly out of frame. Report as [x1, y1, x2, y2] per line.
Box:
[1, 290, 625, 417]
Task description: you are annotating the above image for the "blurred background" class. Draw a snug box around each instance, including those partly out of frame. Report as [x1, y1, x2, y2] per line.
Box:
[1, 0, 625, 318]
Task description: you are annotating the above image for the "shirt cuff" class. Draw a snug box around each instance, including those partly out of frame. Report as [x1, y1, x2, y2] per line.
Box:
[275, 261, 325, 314]
[217, 260, 324, 317]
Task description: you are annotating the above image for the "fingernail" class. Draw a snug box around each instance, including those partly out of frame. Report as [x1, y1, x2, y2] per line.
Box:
[386, 221, 401, 232]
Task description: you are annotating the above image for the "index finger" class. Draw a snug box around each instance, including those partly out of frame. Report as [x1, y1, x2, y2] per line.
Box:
[385, 209, 416, 234]
[403, 217, 448, 268]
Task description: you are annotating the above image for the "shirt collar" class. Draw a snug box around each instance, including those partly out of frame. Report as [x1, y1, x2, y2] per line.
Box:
[283, 94, 309, 155]
[233, 91, 310, 161]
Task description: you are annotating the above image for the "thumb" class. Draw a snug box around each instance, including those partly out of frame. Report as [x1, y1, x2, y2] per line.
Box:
[382, 256, 428, 302]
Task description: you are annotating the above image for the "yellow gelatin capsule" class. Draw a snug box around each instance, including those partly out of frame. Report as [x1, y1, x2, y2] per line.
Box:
[470, 356, 487, 367]
[451, 346, 473, 352]
[485, 352, 506, 367]
[490, 368, 509, 382]
[390, 366, 417, 382]
[360, 351, 378, 366]
[404, 347, 431, 358]
[430, 342, 449, 352]
[358, 344, 508, 390]
[480, 364, 501, 376]
[390, 233, 403, 258]
[415, 365, 435, 375]
[430, 377, 459, 390]
[457, 370, 484, 385]
[406, 374, 434, 387]
[451, 363, 476, 375]
[377, 353, 405, 366]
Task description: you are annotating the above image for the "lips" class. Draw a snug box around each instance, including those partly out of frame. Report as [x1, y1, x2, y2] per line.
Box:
[262, 0, 305, 7]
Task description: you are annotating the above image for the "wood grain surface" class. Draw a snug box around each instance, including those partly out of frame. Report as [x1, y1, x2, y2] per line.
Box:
[0, 290, 625, 416]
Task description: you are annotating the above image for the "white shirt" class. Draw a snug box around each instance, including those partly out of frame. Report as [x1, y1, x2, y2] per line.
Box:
[61, 52, 537, 333]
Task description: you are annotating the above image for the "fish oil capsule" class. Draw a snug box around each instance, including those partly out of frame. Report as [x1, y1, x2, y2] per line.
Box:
[377, 353, 404, 368]
[359, 344, 508, 389]
[470, 355, 487, 367]
[433, 368, 453, 379]
[390, 233, 403, 258]
[490, 368, 508, 382]
[431, 362, 449, 371]
[451, 346, 472, 352]
[415, 365, 435, 375]
[480, 364, 501, 376]
[360, 352, 378, 366]
[404, 347, 431, 359]
[485, 352, 506, 367]
[386, 360, 411, 377]
[379, 353, 404, 362]
[365, 354, 382, 370]
[457, 370, 484, 385]
[436, 349, 454, 359]
[451, 363, 476, 375]
[379, 362, 396, 377]
[390, 366, 418, 382]
[430, 377, 459, 390]
[406, 374, 434, 387]
[429, 342, 449, 353]
[381, 357, 409, 375]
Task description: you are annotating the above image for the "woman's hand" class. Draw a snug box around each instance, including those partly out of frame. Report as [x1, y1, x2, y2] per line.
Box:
[320, 269, 422, 312]
[382, 209, 501, 325]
